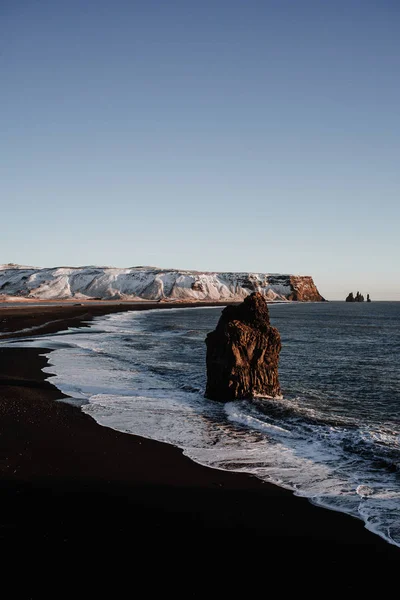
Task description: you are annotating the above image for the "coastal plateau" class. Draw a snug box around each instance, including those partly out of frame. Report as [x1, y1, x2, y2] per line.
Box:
[0, 264, 324, 302]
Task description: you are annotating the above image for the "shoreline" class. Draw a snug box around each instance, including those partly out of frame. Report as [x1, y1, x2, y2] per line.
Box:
[0, 300, 234, 339]
[1, 302, 399, 591]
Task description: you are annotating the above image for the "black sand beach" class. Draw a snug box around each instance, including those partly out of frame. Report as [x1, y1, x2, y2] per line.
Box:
[1, 302, 399, 594]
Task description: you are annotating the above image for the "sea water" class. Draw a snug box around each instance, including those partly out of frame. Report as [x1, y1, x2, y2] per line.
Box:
[6, 302, 400, 546]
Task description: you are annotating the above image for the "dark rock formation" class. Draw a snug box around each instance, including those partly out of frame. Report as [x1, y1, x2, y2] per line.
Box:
[346, 291, 367, 302]
[205, 293, 281, 401]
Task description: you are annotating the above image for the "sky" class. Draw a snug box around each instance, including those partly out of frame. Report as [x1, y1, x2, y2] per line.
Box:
[1, 0, 399, 300]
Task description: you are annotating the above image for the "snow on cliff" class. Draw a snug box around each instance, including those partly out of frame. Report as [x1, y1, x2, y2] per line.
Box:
[0, 265, 324, 302]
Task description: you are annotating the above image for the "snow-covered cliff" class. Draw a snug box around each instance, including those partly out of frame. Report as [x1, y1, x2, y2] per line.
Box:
[0, 265, 324, 302]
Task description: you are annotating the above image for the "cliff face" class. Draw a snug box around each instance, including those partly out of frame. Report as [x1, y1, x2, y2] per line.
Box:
[289, 276, 325, 302]
[0, 264, 325, 302]
[205, 292, 281, 401]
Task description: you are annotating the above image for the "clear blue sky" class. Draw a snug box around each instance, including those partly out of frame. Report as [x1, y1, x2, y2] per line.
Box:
[1, 0, 399, 299]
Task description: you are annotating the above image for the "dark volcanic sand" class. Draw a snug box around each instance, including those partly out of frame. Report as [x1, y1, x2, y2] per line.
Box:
[0, 303, 399, 594]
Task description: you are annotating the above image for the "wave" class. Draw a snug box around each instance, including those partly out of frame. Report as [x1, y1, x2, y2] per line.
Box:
[3, 305, 400, 548]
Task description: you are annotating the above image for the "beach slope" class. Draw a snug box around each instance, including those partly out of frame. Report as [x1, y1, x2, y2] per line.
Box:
[0, 303, 398, 593]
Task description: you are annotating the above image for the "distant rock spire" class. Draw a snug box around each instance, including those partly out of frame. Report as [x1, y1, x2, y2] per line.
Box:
[355, 292, 364, 302]
[346, 291, 367, 302]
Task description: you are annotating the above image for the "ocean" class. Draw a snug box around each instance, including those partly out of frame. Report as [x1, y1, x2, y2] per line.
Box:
[9, 301, 400, 546]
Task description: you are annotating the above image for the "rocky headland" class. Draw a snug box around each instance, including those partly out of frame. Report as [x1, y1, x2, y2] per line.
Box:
[0, 264, 324, 303]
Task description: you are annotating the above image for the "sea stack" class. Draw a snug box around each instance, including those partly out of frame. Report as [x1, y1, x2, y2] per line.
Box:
[346, 291, 366, 302]
[205, 292, 281, 401]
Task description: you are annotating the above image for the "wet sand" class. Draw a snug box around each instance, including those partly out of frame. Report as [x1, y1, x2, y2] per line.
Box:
[0, 303, 398, 594]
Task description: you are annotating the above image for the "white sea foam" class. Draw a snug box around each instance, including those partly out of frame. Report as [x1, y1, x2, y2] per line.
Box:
[2, 306, 399, 548]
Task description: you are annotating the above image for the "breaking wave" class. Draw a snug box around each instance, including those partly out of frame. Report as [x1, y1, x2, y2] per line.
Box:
[3, 302, 400, 547]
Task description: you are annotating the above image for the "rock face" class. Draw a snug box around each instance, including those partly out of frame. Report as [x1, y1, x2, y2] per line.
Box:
[205, 293, 281, 401]
[0, 264, 324, 303]
[288, 275, 325, 301]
